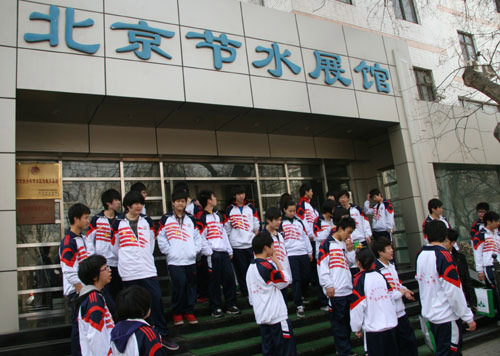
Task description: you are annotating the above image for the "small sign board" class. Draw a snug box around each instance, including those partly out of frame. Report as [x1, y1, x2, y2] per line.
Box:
[16, 199, 56, 225]
[16, 163, 62, 199]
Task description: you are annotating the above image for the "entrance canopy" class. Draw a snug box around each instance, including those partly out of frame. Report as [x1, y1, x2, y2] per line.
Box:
[17, 89, 395, 140]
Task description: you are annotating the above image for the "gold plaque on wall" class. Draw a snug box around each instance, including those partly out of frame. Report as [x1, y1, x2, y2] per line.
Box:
[16, 163, 62, 199]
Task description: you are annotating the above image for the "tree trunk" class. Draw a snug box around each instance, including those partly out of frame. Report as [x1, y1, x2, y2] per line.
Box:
[462, 66, 500, 142]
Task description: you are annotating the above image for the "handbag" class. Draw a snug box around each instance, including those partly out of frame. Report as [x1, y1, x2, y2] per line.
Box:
[474, 287, 495, 317]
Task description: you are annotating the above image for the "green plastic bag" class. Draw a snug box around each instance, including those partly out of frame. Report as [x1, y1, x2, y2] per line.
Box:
[475, 287, 495, 318]
[419, 315, 437, 353]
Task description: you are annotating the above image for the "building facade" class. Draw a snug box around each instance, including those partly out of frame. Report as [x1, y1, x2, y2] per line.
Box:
[0, 0, 499, 334]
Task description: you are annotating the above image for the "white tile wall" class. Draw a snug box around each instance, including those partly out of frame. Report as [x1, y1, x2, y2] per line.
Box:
[251, 76, 309, 112]
[179, 0, 244, 35]
[106, 0, 179, 25]
[0, 271, 19, 333]
[105, 59, 184, 101]
[184, 67, 253, 107]
[242, 2, 299, 46]
[17, 49, 105, 94]
[0, 47, 16, 98]
[0, 154, 15, 211]
[0, 99, 16, 153]
[0, 0, 17, 46]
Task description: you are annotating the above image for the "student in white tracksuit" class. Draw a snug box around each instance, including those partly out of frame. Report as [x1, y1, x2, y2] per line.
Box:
[59, 203, 91, 356]
[363, 188, 395, 242]
[336, 190, 372, 247]
[197, 190, 240, 318]
[350, 249, 399, 356]
[76, 255, 114, 356]
[262, 207, 293, 303]
[157, 190, 202, 326]
[280, 200, 312, 318]
[223, 186, 260, 297]
[111, 191, 178, 351]
[417, 220, 476, 356]
[246, 232, 297, 356]
[313, 199, 336, 310]
[372, 237, 417, 356]
[317, 217, 357, 356]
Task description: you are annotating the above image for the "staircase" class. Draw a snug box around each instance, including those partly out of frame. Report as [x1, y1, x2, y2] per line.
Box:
[1, 269, 498, 356]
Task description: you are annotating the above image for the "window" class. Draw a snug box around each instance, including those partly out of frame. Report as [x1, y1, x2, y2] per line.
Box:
[434, 164, 500, 241]
[414, 67, 436, 101]
[393, 0, 418, 23]
[458, 31, 477, 63]
[459, 97, 499, 114]
[496, 0, 500, 13]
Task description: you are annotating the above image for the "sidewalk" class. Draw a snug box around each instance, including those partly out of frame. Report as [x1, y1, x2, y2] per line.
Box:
[463, 337, 500, 356]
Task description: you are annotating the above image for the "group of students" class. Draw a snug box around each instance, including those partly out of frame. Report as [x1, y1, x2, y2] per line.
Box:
[59, 181, 266, 356]
[59, 176, 500, 356]
[249, 188, 410, 356]
[249, 195, 499, 356]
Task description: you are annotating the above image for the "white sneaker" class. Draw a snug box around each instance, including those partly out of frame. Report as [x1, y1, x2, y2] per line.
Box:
[297, 306, 305, 318]
[320, 306, 330, 312]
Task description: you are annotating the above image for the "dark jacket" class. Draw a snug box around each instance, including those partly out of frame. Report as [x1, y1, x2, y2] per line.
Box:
[451, 248, 477, 309]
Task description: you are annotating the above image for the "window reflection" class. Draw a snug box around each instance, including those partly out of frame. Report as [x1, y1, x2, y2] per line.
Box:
[259, 164, 284, 177]
[262, 197, 280, 212]
[324, 161, 348, 178]
[63, 181, 121, 224]
[326, 180, 350, 194]
[17, 246, 60, 268]
[260, 180, 286, 195]
[288, 164, 321, 178]
[382, 168, 397, 185]
[17, 224, 61, 244]
[124, 162, 160, 177]
[62, 161, 119, 177]
[18, 267, 63, 291]
[435, 165, 500, 241]
[125, 181, 162, 196]
[164, 163, 255, 177]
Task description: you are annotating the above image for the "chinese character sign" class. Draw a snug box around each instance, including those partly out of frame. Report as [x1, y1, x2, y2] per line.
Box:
[186, 30, 242, 70]
[252, 43, 301, 77]
[309, 51, 351, 86]
[24, 4, 59, 47]
[24, 5, 100, 54]
[309, 51, 352, 86]
[111, 20, 175, 60]
[353, 61, 391, 93]
[21, 4, 394, 96]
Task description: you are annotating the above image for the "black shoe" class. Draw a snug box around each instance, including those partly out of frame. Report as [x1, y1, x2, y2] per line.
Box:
[161, 338, 180, 351]
[226, 306, 241, 315]
[211, 308, 224, 318]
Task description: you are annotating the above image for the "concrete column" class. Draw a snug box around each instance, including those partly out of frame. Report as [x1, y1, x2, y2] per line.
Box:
[390, 49, 440, 266]
[0, 0, 18, 333]
[388, 126, 427, 266]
